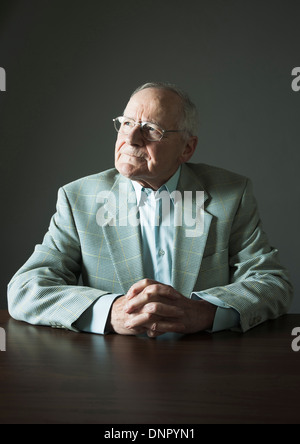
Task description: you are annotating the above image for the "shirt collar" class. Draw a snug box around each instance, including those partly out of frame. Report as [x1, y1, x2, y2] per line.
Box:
[131, 166, 181, 206]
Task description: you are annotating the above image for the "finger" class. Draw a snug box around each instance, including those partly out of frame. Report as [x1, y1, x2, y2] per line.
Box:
[128, 327, 148, 335]
[120, 325, 148, 335]
[124, 312, 159, 330]
[149, 320, 186, 334]
[147, 329, 164, 338]
[142, 302, 184, 318]
[125, 284, 179, 313]
[125, 310, 185, 335]
[126, 279, 157, 300]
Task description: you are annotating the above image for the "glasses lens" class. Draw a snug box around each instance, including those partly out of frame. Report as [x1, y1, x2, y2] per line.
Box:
[141, 123, 163, 141]
[113, 117, 121, 133]
[113, 117, 164, 141]
[114, 117, 135, 134]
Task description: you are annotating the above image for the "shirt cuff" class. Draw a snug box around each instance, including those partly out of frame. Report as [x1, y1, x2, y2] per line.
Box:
[75, 293, 122, 335]
[191, 292, 240, 332]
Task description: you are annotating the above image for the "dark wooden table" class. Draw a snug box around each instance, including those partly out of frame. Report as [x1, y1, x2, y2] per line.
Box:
[0, 310, 300, 424]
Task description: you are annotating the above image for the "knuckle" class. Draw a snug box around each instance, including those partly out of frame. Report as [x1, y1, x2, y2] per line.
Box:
[143, 278, 154, 287]
[143, 286, 156, 300]
[151, 284, 160, 294]
[144, 312, 152, 322]
[143, 290, 152, 302]
[146, 302, 157, 313]
[167, 285, 175, 296]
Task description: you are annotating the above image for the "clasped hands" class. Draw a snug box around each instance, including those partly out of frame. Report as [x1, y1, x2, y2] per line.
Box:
[109, 279, 216, 337]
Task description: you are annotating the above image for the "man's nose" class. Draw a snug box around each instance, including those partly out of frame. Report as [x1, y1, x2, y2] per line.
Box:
[125, 124, 144, 146]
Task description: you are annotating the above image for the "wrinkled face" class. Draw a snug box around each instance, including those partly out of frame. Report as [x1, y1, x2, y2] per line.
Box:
[114, 88, 197, 190]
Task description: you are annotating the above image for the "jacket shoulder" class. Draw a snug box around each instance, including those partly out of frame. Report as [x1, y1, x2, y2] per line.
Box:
[185, 162, 249, 188]
[62, 168, 120, 194]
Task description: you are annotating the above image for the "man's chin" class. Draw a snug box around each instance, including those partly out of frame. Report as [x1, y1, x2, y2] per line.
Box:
[115, 161, 145, 180]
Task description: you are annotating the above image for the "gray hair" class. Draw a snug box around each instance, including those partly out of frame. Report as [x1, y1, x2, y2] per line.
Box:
[130, 82, 199, 137]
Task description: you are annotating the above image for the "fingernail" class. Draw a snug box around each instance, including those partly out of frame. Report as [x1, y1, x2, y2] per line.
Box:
[151, 322, 157, 331]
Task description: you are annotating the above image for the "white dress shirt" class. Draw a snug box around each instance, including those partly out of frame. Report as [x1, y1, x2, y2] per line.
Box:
[75, 167, 239, 334]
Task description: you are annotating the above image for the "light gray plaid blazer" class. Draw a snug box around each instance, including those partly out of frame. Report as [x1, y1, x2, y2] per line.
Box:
[7, 163, 293, 332]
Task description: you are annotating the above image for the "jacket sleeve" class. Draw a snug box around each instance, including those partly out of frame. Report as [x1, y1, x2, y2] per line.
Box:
[196, 179, 293, 332]
[7, 187, 109, 331]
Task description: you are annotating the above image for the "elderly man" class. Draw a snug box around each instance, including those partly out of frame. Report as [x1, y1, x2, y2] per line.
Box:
[8, 82, 293, 337]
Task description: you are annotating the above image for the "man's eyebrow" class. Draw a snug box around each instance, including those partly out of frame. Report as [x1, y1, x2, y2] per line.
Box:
[148, 119, 163, 127]
[123, 115, 163, 127]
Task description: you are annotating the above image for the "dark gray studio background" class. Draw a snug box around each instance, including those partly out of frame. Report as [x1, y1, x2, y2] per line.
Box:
[0, 0, 299, 312]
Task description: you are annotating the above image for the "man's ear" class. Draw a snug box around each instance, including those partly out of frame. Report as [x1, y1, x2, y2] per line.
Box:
[179, 136, 198, 163]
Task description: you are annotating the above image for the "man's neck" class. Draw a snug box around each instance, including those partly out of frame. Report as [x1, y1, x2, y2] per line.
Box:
[132, 166, 181, 194]
[132, 166, 182, 191]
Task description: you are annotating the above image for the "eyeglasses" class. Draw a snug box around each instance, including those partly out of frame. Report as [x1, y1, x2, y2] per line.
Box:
[113, 116, 186, 142]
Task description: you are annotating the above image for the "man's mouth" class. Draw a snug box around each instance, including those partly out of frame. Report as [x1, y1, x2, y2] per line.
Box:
[121, 150, 146, 159]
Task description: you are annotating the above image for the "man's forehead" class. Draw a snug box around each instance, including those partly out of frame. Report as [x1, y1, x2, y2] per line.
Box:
[124, 88, 182, 123]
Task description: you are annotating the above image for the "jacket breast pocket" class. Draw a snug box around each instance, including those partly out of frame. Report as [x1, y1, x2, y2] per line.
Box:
[197, 248, 230, 290]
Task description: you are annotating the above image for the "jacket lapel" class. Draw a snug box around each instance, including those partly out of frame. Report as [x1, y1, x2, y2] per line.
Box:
[172, 164, 212, 297]
[100, 175, 145, 294]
